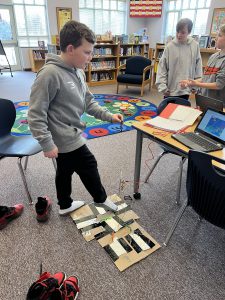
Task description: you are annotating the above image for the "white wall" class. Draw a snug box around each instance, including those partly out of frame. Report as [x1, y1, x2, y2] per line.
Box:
[0, 0, 12, 5]
[146, 1, 167, 47]
[47, 0, 79, 36]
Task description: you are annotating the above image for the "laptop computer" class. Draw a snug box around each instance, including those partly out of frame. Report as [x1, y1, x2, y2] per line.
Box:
[172, 108, 225, 152]
[195, 94, 223, 113]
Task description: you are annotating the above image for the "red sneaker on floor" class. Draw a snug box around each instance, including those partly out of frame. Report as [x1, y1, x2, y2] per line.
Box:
[35, 196, 52, 222]
[26, 272, 66, 300]
[0, 204, 24, 230]
[60, 276, 80, 300]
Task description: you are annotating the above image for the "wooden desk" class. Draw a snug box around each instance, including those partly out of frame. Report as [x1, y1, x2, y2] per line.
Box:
[132, 121, 225, 198]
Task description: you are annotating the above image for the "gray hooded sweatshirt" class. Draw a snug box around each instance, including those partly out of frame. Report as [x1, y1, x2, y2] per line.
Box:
[156, 37, 202, 96]
[201, 51, 225, 104]
[28, 54, 113, 153]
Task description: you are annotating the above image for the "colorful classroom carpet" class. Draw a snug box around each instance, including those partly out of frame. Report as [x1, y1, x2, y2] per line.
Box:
[12, 94, 157, 139]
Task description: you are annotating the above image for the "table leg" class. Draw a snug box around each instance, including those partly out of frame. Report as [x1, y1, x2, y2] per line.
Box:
[133, 130, 143, 199]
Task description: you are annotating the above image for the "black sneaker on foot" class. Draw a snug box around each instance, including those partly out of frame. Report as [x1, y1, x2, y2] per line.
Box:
[26, 272, 66, 300]
[0, 204, 24, 230]
[60, 276, 80, 300]
[35, 196, 52, 222]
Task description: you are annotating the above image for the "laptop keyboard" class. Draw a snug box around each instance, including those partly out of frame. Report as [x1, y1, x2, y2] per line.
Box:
[173, 132, 222, 152]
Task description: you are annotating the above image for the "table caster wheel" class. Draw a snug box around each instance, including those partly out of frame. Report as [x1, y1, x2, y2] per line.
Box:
[133, 192, 141, 200]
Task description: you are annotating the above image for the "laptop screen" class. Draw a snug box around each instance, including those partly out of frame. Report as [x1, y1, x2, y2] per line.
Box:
[197, 109, 225, 145]
[195, 94, 223, 112]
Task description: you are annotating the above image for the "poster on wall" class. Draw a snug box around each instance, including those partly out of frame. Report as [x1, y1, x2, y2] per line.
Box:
[56, 7, 72, 33]
[130, 0, 163, 18]
[210, 8, 225, 37]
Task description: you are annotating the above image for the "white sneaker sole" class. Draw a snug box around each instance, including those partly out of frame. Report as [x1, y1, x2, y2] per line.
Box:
[59, 201, 85, 216]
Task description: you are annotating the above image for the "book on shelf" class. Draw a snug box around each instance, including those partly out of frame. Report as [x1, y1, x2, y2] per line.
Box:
[38, 40, 45, 49]
[133, 45, 141, 55]
[51, 35, 59, 46]
[142, 35, 149, 43]
[146, 103, 202, 132]
[121, 34, 129, 44]
[47, 44, 57, 54]
[91, 71, 113, 82]
[129, 33, 135, 44]
[154, 61, 158, 73]
[157, 51, 163, 59]
[90, 60, 115, 70]
[33, 50, 46, 60]
[119, 58, 127, 66]
[199, 35, 209, 48]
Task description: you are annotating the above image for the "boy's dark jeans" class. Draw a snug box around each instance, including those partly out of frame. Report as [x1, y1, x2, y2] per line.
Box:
[55, 144, 107, 209]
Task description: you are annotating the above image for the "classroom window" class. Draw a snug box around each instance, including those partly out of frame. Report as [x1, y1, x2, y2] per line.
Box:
[165, 0, 211, 39]
[79, 0, 127, 35]
[13, 0, 49, 47]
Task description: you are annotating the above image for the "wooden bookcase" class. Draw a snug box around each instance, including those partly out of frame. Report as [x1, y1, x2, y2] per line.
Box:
[87, 41, 149, 86]
[87, 41, 118, 86]
[29, 49, 48, 72]
[152, 43, 219, 86]
[29, 42, 150, 86]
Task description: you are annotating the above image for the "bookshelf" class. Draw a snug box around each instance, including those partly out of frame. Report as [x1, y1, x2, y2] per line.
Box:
[29, 42, 150, 86]
[88, 42, 118, 86]
[88, 41, 149, 86]
[29, 49, 48, 72]
[152, 43, 219, 86]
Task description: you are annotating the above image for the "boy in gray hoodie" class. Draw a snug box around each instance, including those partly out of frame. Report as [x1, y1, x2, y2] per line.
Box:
[28, 21, 123, 215]
[156, 18, 202, 99]
[180, 24, 225, 105]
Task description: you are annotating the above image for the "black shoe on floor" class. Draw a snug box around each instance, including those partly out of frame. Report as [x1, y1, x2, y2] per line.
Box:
[35, 196, 52, 222]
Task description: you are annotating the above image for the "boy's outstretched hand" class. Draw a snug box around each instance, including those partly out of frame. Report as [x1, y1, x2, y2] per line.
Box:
[112, 114, 124, 123]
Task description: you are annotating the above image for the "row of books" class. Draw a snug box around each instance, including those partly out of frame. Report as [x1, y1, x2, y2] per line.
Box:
[93, 47, 113, 56]
[119, 45, 143, 56]
[90, 61, 116, 70]
[157, 51, 163, 59]
[91, 72, 113, 82]
[51, 34, 149, 48]
[114, 34, 149, 44]
[119, 46, 133, 56]
[33, 51, 46, 60]
[119, 59, 127, 66]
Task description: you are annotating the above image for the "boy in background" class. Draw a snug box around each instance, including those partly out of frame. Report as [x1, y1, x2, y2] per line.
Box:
[28, 21, 123, 216]
[180, 24, 225, 105]
[156, 18, 202, 99]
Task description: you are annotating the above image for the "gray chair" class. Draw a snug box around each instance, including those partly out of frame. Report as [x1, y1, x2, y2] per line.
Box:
[0, 98, 42, 204]
[145, 97, 191, 204]
[0, 40, 13, 77]
[164, 150, 225, 246]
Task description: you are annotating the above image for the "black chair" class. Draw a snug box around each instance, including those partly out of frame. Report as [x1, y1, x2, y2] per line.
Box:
[116, 56, 152, 96]
[0, 98, 41, 204]
[145, 97, 191, 204]
[164, 150, 225, 246]
[0, 40, 13, 77]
